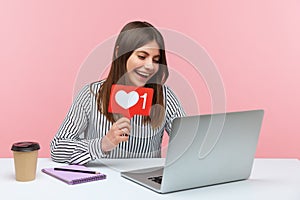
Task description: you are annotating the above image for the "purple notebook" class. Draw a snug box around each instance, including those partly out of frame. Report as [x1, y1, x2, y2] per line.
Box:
[42, 165, 106, 185]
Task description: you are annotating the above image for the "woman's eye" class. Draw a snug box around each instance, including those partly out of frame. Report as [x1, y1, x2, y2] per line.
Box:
[153, 60, 159, 64]
[138, 55, 145, 60]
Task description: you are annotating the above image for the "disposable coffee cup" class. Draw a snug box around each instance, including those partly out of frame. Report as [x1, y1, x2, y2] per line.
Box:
[11, 142, 40, 182]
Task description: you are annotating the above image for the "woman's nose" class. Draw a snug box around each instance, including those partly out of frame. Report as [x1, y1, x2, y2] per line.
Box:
[144, 59, 154, 70]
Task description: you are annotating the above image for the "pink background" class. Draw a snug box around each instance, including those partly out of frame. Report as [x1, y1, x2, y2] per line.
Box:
[0, 0, 299, 158]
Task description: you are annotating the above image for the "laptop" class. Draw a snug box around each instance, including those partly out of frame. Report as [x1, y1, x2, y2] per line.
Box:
[121, 109, 264, 193]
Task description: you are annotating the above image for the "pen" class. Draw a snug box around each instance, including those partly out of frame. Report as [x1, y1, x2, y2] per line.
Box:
[54, 167, 100, 174]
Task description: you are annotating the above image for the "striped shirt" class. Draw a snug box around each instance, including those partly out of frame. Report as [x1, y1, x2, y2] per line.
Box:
[50, 81, 185, 164]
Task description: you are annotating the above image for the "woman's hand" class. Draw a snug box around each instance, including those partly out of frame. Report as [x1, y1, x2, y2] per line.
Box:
[101, 117, 131, 152]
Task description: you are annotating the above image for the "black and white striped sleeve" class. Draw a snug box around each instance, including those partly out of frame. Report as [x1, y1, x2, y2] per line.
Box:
[164, 86, 186, 135]
[50, 84, 104, 164]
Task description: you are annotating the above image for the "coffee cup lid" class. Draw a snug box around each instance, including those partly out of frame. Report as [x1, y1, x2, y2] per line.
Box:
[11, 142, 40, 152]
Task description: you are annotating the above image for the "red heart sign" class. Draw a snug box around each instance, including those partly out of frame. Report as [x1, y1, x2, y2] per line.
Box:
[108, 84, 154, 118]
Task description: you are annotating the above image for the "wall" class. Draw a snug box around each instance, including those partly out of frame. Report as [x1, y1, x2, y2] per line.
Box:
[0, 0, 299, 158]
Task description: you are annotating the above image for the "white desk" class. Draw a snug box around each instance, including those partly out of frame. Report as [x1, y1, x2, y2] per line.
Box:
[1, 158, 300, 200]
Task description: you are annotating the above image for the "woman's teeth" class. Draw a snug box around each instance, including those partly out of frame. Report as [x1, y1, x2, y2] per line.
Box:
[136, 70, 150, 78]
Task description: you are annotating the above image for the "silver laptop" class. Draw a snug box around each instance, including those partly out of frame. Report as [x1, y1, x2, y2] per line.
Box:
[121, 110, 264, 193]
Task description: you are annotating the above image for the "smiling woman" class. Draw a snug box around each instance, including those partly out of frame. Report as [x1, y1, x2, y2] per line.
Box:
[50, 21, 186, 164]
[126, 41, 160, 87]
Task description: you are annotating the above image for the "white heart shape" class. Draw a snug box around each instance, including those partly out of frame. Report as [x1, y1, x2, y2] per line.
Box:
[115, 90, 139, 109]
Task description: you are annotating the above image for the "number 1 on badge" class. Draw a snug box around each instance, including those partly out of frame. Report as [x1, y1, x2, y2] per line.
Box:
[140, 93, 148, 110]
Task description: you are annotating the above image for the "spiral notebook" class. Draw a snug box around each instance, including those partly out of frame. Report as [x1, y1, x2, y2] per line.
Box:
[42, 165, 106, 185]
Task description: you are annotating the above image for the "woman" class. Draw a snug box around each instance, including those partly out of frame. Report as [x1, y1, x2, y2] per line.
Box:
[50, 21, 185, 164]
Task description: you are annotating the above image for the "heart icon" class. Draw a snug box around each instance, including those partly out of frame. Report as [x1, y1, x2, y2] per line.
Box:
[115, 90, 139, 109]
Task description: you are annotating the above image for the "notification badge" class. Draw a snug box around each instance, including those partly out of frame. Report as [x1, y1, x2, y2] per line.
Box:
[108, 84, 154, 118]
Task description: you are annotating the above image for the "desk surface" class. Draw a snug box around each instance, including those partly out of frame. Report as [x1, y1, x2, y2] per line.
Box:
[1, 158, 300, 200]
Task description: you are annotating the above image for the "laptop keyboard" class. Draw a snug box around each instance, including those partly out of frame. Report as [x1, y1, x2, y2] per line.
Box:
[148, 176, 163, 184]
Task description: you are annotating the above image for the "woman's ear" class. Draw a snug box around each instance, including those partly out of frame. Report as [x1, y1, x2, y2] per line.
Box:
[115, 46, 119, 58]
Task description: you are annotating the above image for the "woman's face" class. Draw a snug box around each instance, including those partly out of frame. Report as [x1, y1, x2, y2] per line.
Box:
[125, 40, 160, 87]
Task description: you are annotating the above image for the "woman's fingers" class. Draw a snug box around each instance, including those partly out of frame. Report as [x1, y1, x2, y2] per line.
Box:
[102, 117, 131, 152]
[114, 117, 131, 135]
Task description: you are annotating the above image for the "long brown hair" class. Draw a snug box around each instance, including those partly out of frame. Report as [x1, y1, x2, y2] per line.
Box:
[96, 21, 169, 128]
